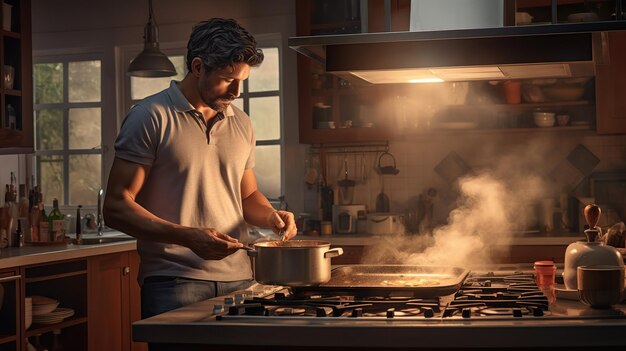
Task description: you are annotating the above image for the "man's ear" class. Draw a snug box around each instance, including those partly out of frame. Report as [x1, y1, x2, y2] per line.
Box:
[191, 57, 204, 77]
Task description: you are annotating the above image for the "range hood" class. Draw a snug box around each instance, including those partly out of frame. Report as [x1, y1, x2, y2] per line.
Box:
[288, 22, 626, 84]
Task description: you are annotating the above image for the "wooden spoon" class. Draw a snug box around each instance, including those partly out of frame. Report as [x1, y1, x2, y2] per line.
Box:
[583, 204, 601, 229]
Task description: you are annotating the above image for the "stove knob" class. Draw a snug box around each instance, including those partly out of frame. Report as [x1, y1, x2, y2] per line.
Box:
[513, 308, 523, 318]
[386, 308, 395, 319]
[532, 307, 544, 317]
[212, 304, 224, 314]
[483, 280, 492, 287]
[422, 307, 434, 318]
[462, 308, 472, 318]
[274, 292, 287, 300]
[351, 308, 363, 317]
[234, 293, 245, 304]
[223, 297, 234, 306]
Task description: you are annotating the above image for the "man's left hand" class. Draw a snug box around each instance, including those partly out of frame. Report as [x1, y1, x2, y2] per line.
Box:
[269, 210, 297, 240]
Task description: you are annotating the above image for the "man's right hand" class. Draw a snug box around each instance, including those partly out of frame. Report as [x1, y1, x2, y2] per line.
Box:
[187, 228, 245, 260]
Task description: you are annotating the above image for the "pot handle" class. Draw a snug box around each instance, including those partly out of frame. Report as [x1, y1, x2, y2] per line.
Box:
[324, 247, 344, 258]
[243, 246, 257, 257]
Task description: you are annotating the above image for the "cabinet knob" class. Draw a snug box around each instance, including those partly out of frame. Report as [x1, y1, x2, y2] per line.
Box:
[122, 266, 130, 276]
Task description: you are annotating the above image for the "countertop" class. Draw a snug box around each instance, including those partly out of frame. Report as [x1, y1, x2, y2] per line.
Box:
[132, 281, 626, 349]
[300, 232, 585, 246]
[0, 231, 585, 270]
[0, 235, 137, 269]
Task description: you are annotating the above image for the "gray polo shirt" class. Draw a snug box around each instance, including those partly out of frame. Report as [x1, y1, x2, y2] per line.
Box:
[115, 81, 255, 284]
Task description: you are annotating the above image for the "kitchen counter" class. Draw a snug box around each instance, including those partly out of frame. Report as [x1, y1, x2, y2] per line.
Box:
[133, 280, 626, 350]
[0, 236, 137, 269]
[301, 232, 585, 246]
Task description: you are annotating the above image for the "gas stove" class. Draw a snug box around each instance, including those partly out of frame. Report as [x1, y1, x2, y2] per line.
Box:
[133, 267, 626, 349]
[215, 270, 624, 321]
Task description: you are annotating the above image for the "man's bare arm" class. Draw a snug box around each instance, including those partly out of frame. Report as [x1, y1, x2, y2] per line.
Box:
[103, 157, 244, 259]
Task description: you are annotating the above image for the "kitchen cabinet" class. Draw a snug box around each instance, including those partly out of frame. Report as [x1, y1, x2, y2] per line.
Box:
[0, 0, 32, 153]
[22, 259, 88, 350]
[297, 0, 411, 144]
[88, 251, 145, 351]
[506, 0, 624, 26]
[0, 248, 144, 351]
[295, 1, 608, 144]
[595, 30, 626, 134]
[0, 269, 20, 351]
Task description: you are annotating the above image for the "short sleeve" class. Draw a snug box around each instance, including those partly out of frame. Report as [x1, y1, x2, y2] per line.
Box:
[114, 104, 160, 166]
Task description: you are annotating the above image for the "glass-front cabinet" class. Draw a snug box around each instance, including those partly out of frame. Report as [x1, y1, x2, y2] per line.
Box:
[0, 0, 32, 153]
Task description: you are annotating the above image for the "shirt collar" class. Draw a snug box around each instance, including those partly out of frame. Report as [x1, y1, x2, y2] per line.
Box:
[167, 80, 235, 117]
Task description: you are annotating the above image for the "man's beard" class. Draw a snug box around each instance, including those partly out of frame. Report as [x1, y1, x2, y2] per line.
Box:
[206, 97, 234, 113]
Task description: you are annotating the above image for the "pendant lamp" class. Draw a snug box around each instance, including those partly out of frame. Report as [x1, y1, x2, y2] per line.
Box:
[128, 0, 176, 77]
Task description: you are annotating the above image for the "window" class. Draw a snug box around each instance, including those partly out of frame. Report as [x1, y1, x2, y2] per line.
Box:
[125, 44, 283, 199]
[33, 56, 103, 206]
[232, 47, 282, 199]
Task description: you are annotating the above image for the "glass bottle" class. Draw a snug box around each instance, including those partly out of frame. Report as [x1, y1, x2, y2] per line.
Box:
[48, 199, 65, 242]
[39, 206, 48, 242]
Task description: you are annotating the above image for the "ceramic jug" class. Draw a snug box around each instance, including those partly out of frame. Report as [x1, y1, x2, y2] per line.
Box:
[563, 229, 624, 290]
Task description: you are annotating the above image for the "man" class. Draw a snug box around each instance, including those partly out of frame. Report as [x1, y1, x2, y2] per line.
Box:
[103, 18, 296, 321]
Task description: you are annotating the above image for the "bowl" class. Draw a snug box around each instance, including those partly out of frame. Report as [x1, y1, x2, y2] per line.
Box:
[542, 84, 585, 101]
[533, 112, 555, 127]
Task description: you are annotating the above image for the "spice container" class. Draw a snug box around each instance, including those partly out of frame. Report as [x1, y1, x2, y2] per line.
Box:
[534, 260, 556, 287]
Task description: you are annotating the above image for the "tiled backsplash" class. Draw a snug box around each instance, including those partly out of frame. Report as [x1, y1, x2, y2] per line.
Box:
[302, 133, 626, 228]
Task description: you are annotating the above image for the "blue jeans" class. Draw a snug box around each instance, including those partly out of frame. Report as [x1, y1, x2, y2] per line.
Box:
[141, 276, 254, 319]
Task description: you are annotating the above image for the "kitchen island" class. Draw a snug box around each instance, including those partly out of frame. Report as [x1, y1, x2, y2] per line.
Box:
[133, 275, 626, 350]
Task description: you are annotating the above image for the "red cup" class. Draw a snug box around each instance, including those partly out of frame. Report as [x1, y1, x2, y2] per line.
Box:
[534, 260, 557, 287]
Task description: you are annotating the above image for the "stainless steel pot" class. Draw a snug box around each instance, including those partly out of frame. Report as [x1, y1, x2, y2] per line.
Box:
[247, 240, 343, 286]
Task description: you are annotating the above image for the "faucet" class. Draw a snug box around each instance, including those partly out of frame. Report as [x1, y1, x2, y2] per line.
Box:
[97, 188, 104, 236]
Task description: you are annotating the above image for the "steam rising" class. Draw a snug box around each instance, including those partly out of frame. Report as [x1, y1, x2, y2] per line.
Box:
[361, 140, 554, 268]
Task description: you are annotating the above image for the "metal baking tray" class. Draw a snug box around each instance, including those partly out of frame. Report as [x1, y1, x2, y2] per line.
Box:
[292, 265, 470, 298]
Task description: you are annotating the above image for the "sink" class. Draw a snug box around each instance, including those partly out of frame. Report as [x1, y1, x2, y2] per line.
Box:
[74, 235, 135, 245]
[70, 230, 136, 245]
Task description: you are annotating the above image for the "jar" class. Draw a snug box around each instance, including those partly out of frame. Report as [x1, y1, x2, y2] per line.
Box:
[534, 260, 556, 287]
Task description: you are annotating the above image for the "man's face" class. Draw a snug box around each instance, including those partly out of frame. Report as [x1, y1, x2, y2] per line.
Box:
[198, 62, 251, 113]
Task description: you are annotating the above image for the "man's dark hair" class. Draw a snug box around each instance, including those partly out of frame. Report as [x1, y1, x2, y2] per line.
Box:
[186, 18, 264, 73]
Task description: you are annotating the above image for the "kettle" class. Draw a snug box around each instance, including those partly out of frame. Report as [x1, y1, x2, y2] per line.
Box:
[562, 204, 625, 290]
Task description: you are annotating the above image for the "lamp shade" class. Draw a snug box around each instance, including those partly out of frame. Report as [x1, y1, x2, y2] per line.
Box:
[128, 0, 176, 77]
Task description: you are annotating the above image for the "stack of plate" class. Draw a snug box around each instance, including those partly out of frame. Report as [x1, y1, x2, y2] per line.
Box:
[31, 296, 59, 315]
[32, 307, 75, 325]
[29, 296, 74, 325]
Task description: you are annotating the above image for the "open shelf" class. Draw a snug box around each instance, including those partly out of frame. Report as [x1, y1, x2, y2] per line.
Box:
[25, 316, 88, 338]
[25, 270, 87, 284]
[0, 335, 16, 345]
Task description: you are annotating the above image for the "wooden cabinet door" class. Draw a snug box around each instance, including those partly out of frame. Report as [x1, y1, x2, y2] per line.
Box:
[128, 251, 147, 351]
[595, 30, 626, 134]
[88, 252, 130, 351]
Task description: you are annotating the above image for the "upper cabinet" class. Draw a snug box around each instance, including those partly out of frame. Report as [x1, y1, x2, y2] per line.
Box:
[0, 0, 32, 153]
[295, 0, 626, 144]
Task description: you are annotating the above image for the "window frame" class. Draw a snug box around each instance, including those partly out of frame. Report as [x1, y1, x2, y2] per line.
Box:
[33, 52, 104, 207]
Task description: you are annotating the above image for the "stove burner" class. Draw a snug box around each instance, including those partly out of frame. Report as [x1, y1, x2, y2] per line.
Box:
[274, 307, 307, 316]
[368, 308, 421, 317]
[479, 307, 529, 316]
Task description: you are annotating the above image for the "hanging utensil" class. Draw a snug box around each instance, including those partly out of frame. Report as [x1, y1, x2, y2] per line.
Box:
[338, 155, 356, 204]
[376, 151, 400, 175]
[375, 173, 390, 212]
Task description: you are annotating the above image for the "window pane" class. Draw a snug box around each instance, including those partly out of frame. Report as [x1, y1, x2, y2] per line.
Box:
[34, 63, 63, 104]
[231, 98, 244, 111]
[40, 155, 64, 204]
[254, 145, 281, 199]
[70, 154, 101, 206]
[69, 108, 101, 149]
[249, 96, 280, 140]
[69, 60, 101, 102]
[131, 56, 186, 100]
[35, 109, 63, 150]
[249, 47, 279, 92]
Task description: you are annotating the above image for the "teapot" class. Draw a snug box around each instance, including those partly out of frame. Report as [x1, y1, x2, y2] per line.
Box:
[562, 204, 625, 290]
